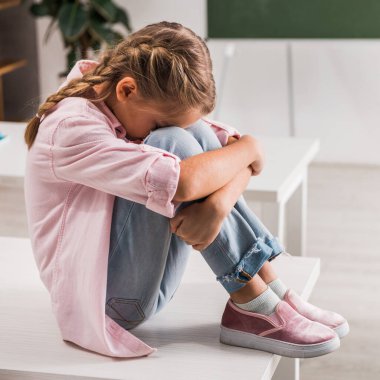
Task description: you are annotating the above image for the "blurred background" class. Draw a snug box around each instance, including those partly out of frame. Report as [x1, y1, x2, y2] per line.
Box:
[0, 0, 379, 378]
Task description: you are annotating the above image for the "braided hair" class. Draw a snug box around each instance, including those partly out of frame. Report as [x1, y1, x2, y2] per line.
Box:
[25, 21, 216, 149]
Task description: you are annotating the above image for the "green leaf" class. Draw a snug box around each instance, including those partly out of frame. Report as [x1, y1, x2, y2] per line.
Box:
[43, 18, 58, 44]
[115, 7, 132, 32]
[29, 0, 64, 17]
[61, 37, 70, 48]
[90, 0, 119, 23]
[89, 18, 123, 45]
[30, 3, 51, 17]
[89, 7, 108, 23]
[67, 46, 78, 72]
[46, 0, 65, 17]
[91, 39, 102, 52]
[58, 3, 88, 42]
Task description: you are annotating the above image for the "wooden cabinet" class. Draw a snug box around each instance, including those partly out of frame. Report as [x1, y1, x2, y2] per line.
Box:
[0, 58, 27, 120]
[0, 0, 28, 120]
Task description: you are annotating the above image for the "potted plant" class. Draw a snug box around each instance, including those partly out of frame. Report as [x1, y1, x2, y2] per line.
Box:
[26, 0, 132, 77]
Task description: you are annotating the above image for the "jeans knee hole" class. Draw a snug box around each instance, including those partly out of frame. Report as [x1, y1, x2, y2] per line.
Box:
[238, 270, 253, 282]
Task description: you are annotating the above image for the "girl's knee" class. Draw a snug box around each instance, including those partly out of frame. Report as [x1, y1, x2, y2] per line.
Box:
[143, 126, 204, 159]
[186, 119, 223, 151]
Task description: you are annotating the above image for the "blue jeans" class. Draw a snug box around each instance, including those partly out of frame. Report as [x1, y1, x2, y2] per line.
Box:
[105, 119, 285, 330]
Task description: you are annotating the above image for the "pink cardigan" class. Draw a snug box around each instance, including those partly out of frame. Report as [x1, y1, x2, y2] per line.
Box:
[24, 60, 241, 357]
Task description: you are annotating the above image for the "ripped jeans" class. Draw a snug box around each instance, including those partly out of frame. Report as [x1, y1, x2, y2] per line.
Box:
[105, 119, 285, 330]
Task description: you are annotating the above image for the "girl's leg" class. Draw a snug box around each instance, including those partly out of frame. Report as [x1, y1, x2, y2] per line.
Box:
[105, 125, 276, 330]
[185, 119, 285, 263]
[106, 120, 346, 355]
[185, 121, 348, 353]
[184, 121, 349, 342]
[184, 120, 285, 290]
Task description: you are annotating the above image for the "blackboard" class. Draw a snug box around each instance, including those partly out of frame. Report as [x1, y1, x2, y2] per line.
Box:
[207, 0, 380, 38]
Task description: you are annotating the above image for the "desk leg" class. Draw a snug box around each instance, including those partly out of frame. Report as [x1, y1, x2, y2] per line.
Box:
[261, 201, 286, 246]
[273, 358, 300, 380]
[285, 170, 308, 256]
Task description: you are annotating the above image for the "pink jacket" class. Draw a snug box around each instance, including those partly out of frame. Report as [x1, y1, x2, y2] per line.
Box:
[24, 60, 241, 358]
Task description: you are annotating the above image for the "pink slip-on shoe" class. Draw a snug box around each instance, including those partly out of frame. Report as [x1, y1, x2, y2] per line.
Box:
[283, 288, 349, 339]
[220, 299, 340, 358]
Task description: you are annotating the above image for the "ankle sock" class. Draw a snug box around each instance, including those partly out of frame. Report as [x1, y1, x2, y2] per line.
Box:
[233, 286, 281, 315]
[268, 278, 288, 300]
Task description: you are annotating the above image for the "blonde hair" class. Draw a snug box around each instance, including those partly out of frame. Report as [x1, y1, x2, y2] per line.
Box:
[24, 21, 216, 149]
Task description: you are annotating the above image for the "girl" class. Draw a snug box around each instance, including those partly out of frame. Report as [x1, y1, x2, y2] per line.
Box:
[24, 21, 348, 359]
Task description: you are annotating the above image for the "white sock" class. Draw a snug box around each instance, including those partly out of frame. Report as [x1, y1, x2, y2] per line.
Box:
[268, 278, 288, 300]
[233, 286, 280, 315]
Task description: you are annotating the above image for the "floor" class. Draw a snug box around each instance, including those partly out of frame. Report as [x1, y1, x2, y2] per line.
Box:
[1, 163, 379, 379]
[300, 164, 380, 380]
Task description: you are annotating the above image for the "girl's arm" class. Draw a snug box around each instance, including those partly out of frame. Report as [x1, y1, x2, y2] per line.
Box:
[203, 135, 254, 217]
[205, 166, 252, 218]
[173, 134, 261, 202]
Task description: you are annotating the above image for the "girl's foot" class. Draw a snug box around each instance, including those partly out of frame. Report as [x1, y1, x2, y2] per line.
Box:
[283, 288, 350, 339]
[267, 277, 349, 339]
[220, 298, 340, 358]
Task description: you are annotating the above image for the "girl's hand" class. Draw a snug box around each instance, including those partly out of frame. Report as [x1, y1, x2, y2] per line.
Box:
[227, 135, 264, 176]
[226, 135, 239, 145]
[249, 139, 265, 176]
[169, 199, 225, 251]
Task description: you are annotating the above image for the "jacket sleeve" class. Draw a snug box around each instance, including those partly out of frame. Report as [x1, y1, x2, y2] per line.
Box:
[51, 116, 182, 218]
[201, 117, 242, 146]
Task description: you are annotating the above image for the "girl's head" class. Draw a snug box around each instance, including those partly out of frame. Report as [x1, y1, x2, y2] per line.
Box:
[25, 21, 216, 148]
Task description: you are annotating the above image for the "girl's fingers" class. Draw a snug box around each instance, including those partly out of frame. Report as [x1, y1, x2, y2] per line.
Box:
[170, 216, 183, 233]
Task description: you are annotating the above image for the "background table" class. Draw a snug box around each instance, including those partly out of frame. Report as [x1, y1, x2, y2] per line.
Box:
[0, 122, 26, 184]
[244, 136, 320, 256]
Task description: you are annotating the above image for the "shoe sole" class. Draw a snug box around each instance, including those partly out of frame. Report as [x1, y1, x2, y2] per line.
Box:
[220, 325, 340, 358]
[334, 321, 350, 339]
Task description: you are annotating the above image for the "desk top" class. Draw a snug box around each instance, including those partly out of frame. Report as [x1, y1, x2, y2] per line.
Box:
[0, 122, 27, 179]
[0, 236, 320, 380]
[246, 135, 320, 202]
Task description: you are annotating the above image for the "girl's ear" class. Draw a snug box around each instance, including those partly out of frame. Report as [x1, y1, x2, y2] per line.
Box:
[115, 76, 138, 102]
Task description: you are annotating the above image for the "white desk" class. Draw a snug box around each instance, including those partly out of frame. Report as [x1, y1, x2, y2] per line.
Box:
[0, 122, 319, 256]
[244, 136, 320, 256]
[0, 236, 320, 380]
[0, 122, 26, 181]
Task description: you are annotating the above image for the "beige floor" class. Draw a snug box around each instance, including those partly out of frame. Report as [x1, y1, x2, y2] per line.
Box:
[1, 163, 379, 379]
[301, 164, 380, 380]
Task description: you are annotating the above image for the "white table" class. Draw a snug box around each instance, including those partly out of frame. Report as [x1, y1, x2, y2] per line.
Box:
[0, 236, 320, 380]
[244, 136, 320, 256]
[0, 122, 26, 182]
[0, 122, 319, 256]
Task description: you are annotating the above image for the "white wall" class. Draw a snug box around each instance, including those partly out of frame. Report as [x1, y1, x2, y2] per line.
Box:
[208, 39, 380, 165]
[293, 41, 380, 165]
[207, 40, 290, 137]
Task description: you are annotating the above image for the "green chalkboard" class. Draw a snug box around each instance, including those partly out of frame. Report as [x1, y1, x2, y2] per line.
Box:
[207, 0, 380, 38]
